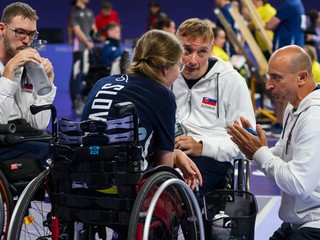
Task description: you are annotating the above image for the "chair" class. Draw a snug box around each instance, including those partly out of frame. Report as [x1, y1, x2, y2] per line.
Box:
[0, 122, 49, 239]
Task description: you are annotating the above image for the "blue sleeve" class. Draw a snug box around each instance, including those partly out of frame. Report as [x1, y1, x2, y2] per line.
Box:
[276, 3, 292, 22]
[153, 91, 176, 152]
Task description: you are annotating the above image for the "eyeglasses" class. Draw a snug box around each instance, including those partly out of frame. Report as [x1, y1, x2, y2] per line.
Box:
[178, 63, 186, 73]
[4, 24, 39, 40]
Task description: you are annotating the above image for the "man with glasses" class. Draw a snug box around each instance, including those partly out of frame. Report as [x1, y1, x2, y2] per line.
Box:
[172, 18, 255, 206]
[0, 2, 56, 168]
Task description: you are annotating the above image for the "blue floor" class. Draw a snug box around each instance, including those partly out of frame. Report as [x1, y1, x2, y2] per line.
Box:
[52, 89, 282, 240]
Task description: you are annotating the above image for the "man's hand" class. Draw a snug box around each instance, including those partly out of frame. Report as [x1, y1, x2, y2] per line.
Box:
[173, 149, 203, 190]
[228, 117, 268, 159]
[2, 48, 42, 80]
[41, 58, 55, 84]
[175, 136, 202, 156]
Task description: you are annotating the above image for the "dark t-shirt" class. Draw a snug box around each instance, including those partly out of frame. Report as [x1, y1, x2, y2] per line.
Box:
[273, 0, 305, 50]
[82, 74, 176, 165]
[70, 5, 95, 52]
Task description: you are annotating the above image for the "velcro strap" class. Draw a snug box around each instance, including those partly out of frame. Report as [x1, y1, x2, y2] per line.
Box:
[69, 171, 143, 186]
[52, 205, 131, 225]
[58, 131, 134, 145]
[58, 116, 134, 133]
[52, 192, 134, 210]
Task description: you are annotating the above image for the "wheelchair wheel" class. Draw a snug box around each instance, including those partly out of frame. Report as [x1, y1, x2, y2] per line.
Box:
[128, 171, 201, 240]
[7, 168, 52, 240]
[0, 169, 14, 240]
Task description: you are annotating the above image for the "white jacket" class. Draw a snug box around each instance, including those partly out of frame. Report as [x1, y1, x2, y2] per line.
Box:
[254, 89, 320, 227]
[172, 57, 256, 162]
[0, 62, 56, 130]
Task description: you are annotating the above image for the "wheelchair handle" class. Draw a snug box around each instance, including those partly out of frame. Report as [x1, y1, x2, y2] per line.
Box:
[30, 104, 57, 139]
[115, 101, 139, 143]
[30, 104, 54, 115]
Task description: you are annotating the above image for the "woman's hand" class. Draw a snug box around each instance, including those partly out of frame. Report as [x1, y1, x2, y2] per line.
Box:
[173, 149, 203, 190]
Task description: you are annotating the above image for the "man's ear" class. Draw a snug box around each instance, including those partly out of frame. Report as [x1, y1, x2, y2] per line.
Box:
[0, 23, 5, 36]
[298, 70, 308, 85]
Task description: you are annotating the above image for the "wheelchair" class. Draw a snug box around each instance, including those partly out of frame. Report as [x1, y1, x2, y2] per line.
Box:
[0, 122, 49, 240]
[6, 102, 205, 240]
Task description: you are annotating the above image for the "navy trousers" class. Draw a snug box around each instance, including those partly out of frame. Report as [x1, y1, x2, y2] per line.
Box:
[190, 156, 233, 207]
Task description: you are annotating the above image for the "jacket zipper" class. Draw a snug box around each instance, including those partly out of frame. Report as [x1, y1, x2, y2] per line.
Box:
[180, 89, 192, 135]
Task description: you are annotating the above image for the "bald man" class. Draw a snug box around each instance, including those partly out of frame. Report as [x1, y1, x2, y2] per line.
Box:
[228, 45, 320, 239]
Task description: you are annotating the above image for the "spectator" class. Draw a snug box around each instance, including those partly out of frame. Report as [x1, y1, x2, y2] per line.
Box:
[212, 26, 230, 62]
[229, 45, 320, 240]
[153, 18, 176, 34]
[243, 0, 276, 60]
[266, 0, 305, 50]
[69, 0, 97, 116]
[82, 22, 124, 97]
[172, 18, 255, 204]
[212, 27, 248, 79]
[304, 44, 320, 83]
[0, 2, 56, 167]
[305, 9, 319, 46]
[147, 1, 167, 30]
[305, 9, 320, 62]
[101, 22, 122, 67]
[265, 0, 306, 137]
[67, 0, 76, 44]
[95, 1, 120, 42]
[214, 0, 240, 56]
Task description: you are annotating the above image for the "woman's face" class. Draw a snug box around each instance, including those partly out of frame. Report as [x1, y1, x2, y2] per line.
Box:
[164, 61, 183, 87]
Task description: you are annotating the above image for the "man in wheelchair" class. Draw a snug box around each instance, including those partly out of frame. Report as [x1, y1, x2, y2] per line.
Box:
[0, 3, 56, 181]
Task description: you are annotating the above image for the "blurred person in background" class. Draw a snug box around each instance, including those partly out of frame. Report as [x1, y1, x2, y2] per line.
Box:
[95, 1, 120, 42]
[304, 44, 320, 83]
[153, 18, 176, 34]
[305, 9, 320, 62]
[265, 0, 306, 138]
[243, 0, 276, 60]
[212, 26, 230, 62]
[69, 0, 97, 116]
[147, 1, 167, 30]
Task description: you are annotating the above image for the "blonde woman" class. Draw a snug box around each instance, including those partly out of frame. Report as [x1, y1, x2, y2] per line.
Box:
[82, 29, 202, 189]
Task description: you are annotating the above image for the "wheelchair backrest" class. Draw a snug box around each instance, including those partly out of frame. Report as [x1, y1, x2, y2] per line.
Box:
[49, 102, 145, 225]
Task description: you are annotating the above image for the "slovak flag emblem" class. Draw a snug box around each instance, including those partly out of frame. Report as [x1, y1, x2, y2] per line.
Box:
[202, 97, 217, 106]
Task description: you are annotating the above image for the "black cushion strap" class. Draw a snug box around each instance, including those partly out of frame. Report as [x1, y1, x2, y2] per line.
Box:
[53, 206, 132, 225]
[51, 192, 134, 210]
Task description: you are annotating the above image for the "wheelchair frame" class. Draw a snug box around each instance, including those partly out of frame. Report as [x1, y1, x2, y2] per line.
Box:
[0, 122, 41, 240]
[6, 103, 205, 240]
[2, 102, 255, 240]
